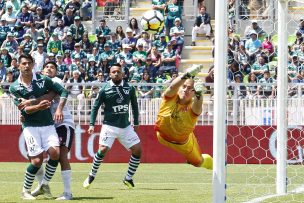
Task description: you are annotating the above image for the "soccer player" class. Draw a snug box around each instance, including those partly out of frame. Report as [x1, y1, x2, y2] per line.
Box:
[154, 65, 213, 169]
[28, 61, 75, 200]
[9, 54, 68, 200]
[83, 63, 142, 189]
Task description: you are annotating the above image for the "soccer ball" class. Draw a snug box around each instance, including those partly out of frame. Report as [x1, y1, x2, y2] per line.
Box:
[140, 10, 164, 34]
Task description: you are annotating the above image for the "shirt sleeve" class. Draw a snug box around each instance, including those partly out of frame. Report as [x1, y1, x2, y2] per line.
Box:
[89, 85, 105, 126]
[45, 75, 68, 98]
[130, 86, 139, 125]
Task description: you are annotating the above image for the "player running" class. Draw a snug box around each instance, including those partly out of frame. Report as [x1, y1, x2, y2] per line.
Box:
[154, 65, 213, 169]
[83, 63, 142, 189]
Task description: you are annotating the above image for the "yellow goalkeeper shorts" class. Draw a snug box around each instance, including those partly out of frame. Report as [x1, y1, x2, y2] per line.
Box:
[156, 131, 203, 166]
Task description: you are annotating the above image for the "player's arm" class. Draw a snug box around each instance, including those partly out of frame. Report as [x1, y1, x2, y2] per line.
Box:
[192, 79, 204, 116]
[164, 65, 203, 98]
[23, 100, 52, 114]
[88, 86, 105, 134]
[130, 86, 139, 132]
[17, 91, 57, 111]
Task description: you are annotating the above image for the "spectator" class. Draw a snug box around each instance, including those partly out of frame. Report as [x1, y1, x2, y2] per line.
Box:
[26, 23, 40, 41]
[237, 44, 251, 75]
[32, 43, 47, 73]
[244, 20, 267, 40]
[20, 34, 36, 55]
[117, 44, 133, 67]
[79, 33, 93, 54]
[38, 0, 53, 16]
[191, 6, 211, 46]
[129, 18, 141, 39]
[99, 58, 110, 79]
[64, 0, 81, 16]
[7, 57, 19, 81]
[257, 70, 276, 98]
[95, 19, 111, 37]
[169, 17, 184, 54]
[69, 54, 85, 78]
[205, 65, 214, 94]
[1, 70, 14, 95]
[231, 73, 246, 99]
[88, 47, 100, 62]
[63, 50, 72, 67]
[295, 43, 304, 63]
[122, 27, 137, 52]
[47, 32, 63, 55]
[138, 72, 154, 98]
[99, 42, 115, 66]
[288, 55, 302, 79]
[143, 56, 158, 82]
[148, 46, 162, 69]
[251, 55, 269, 80]
[32, 6, 47, 30]
[152, 0, 166, 15]
[66, 70, 85, 115]
[68, 16, 87, 43]
[295, 19, 304, 35]
[94, 35, 107, 55]
[0, 60, 6, 83]
[0, 17, 9, 45]
[292, 31, 304, 52]
[153, 33, 167, 53]
[16, 4, 33, 31]
[2, 4, 17, 29]
[160, 41, 177, 74]
[53, 19, 66, 40]
[0, 47, 12, 68]
[116, 25, 126, 41]
[107, 32, 121, 54]
[47, 5, 63, 32]
[261, 35, 274, 62]
[245, 30, 262, 64]
[228, 61, 242, 82]
[165, 0, 182, 36]
[63, 9, 74, 28]
[55, 53, 69, 80]
[246, 73, 258, 99]
[71, 42, 87, 62]
[133, 43, 147, 64]
[63, 32, 75, 52]
[289, 70, 304, 97]
[228, 0, 236, 30]
[136, 31, 151, 53]
[85, 57, 99, 82]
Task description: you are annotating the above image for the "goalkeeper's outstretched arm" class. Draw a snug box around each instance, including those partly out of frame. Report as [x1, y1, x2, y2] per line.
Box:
[192, 79, 204, 115]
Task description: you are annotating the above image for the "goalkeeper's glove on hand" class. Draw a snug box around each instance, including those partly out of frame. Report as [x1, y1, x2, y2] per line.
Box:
[194, 78, 204, 98]
[182, 65, 203, 79]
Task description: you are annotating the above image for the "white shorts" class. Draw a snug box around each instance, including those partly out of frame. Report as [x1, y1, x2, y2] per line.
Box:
[23, 125, 60, 157]
[99, 125, 140, 149]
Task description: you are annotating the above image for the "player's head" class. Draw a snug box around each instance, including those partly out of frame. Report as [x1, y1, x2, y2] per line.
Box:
[178, 78, 195, 104]
[109, 63, 123, 85]
[43, 61, 57, 78]
[18, 54, 34, 76]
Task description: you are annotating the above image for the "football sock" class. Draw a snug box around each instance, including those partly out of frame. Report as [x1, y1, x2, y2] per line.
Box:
[42, 159, 58, 185]
[89, 150, 105, 177]
[35, 166, 44, 186]
[61, 170, 72, 194]
[125, 154, 140, 180]
[23, 164, 40, 192]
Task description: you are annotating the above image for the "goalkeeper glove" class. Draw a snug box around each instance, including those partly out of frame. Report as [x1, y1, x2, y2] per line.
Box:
[194, 78, 204, 98]
[182, 65, 203, 79]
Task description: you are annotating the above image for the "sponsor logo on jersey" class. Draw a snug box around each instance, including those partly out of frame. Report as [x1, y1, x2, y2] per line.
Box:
[123, 88, 130, 95]
[112, 104, 128, 113]
[36, 80, 45, 89]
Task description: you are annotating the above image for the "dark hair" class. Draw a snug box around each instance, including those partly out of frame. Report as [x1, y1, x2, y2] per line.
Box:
[18, 54, 34, 64]
[111, 63, 122, 69]
[43, 61, 58, 70]
[129, 18, 139, 29]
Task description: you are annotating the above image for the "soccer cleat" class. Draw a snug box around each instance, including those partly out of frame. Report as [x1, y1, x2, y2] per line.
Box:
[123, 178, 134, 189]
[201, 154, 213, 170]
[41, 184, 53, 199]
[21, 191, 36, 200]
[83, 175, 95, 189]
[55, 192, 73, 200]
[31, 185, 43, 197]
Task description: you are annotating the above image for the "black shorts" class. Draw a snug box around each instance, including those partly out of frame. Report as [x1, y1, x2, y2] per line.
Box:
[56, 125, 74, 151]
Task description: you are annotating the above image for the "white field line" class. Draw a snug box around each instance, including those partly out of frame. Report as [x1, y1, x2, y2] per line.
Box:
[244, 184, 304, 203]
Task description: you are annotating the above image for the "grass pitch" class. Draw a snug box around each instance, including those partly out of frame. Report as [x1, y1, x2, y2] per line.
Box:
[0, 163, 303, 202]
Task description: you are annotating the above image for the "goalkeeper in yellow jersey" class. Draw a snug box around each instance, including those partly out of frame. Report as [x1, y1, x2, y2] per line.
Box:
[155, 65, 213, 169]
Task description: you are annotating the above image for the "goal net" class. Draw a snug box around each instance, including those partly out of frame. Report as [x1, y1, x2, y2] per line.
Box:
[215, 0, 304, 202]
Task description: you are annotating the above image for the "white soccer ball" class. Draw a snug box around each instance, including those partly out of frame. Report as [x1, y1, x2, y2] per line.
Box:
[140, 10, 164, 34]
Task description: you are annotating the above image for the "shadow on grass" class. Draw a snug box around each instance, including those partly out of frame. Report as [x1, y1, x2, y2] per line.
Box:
[73, 196, 114, 200]
[118, 188, 178, 191]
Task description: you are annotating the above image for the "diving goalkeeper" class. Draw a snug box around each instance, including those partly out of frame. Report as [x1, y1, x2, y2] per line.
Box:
[155, 65, 213, 169]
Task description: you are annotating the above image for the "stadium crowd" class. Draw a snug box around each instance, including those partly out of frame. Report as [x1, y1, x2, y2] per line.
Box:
[0, 0, 304, 102]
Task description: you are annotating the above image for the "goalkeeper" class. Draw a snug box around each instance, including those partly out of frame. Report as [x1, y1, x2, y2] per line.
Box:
[154, 65, 213, 169]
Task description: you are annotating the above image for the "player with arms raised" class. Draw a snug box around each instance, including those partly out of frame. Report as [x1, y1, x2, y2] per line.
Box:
[83, 63, 142, 189]
[155, 65, 213, 169]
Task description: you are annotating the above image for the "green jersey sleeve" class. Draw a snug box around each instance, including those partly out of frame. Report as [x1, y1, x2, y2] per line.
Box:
[44, 76, 68, 98]
[90, 85, 105, 126]
[130, 86, 139, 125]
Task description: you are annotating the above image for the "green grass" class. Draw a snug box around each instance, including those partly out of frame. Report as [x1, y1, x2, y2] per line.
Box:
[0, 163, 303, 202]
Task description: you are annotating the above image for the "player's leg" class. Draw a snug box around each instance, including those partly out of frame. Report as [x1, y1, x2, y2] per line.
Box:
[118, 125, 141, 188]
[21, 127, 45, 200]
[35, 125, 60, 199]
[56, 125, 75, 200]
[83, 125, 116, 189]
